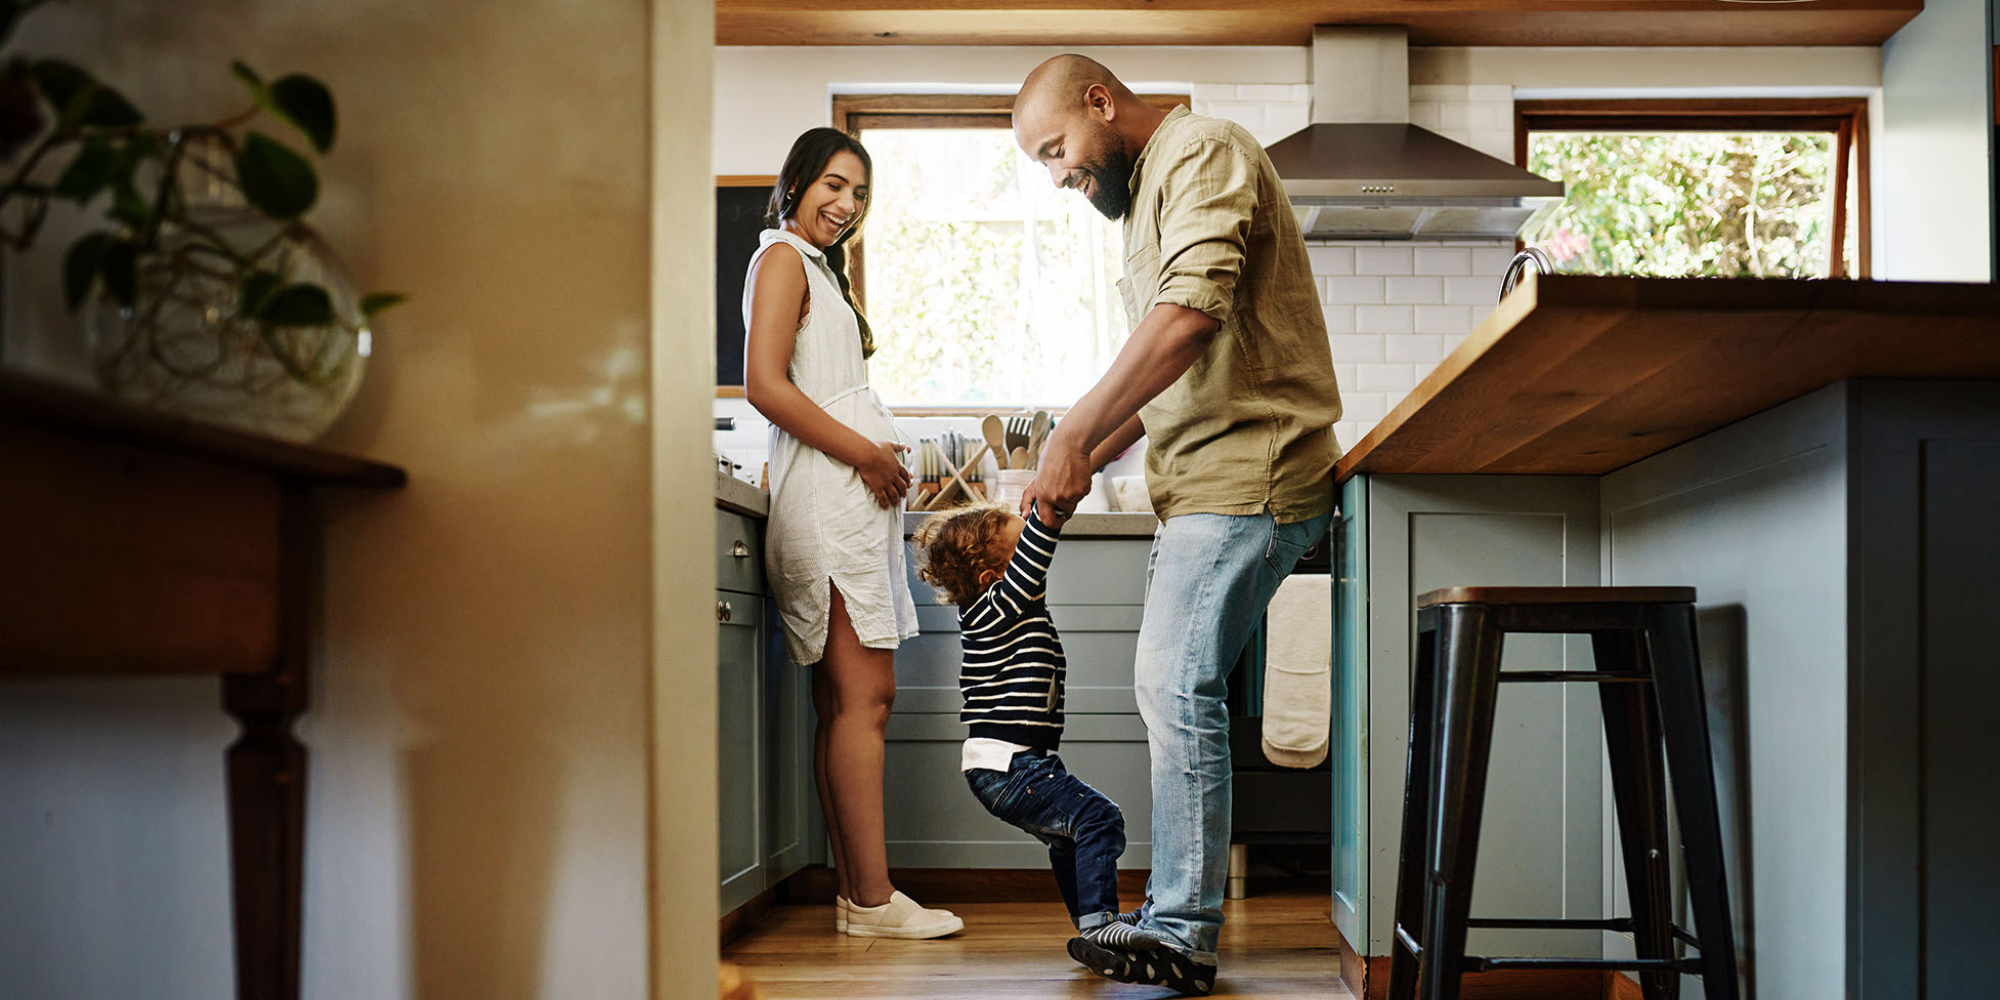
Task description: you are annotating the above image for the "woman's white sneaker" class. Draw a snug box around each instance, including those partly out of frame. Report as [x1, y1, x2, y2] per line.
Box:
[842, 891, 963, 939]
[835, 895, 852, 933]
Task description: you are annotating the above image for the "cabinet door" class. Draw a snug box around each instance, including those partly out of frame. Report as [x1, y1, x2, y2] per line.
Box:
[1331, 476, 1369, 948]
[763, 602, 812, 880]
[717, 591, 765, 915]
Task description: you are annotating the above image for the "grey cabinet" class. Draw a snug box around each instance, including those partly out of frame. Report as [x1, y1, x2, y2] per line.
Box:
[1331, 474, 1605, 961]
[716, 508, 814, 916]
[716, 589, 765, 914]
[884, 534, 1156, 868]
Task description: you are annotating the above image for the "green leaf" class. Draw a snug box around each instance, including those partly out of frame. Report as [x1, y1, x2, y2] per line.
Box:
[62, 231, 111, 310]
[230, 60, 265, 90]
[52, 136, 117, 202]
[235, 131, 317, 218]
[359, 291, 406, 317]
[240, 269, 283, 315]
[32, 59, 140, 130]
[29, 58, 89, 113]
[269, 74, 335, 153]
[99, 241, 137, 309]
[260, 283, 333, 326]
[109, 179, 152, 228]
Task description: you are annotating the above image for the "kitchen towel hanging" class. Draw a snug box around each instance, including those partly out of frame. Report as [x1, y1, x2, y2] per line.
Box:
[1261, 573, 1332, 769]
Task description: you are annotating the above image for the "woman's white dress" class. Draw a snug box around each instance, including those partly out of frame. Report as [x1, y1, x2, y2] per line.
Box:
[746, 229, 919, 665]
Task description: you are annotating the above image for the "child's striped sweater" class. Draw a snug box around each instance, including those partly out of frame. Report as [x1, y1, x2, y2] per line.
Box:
[958, 511, 1066, 749]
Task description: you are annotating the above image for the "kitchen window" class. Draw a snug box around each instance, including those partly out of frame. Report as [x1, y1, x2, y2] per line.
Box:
[1515, 99, 1869, 279]
[836, 93, 1187, 410]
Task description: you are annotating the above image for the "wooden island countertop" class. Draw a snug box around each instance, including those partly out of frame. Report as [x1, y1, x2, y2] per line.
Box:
[1333, 273, 2000, 483]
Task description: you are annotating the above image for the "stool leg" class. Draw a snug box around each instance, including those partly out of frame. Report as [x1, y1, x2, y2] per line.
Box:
[1592, 631, 1678, 1000]
[1646, 606, 1741, 1000]
[1389, 607, 1444, 1000]
[1419, 604, 1504, 1000]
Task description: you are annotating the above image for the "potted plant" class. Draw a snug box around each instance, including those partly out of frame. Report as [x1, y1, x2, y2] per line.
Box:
[0, 0, 404, 441]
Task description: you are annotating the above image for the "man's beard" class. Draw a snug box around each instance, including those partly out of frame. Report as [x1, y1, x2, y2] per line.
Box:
[1080, 145, 1134, 221]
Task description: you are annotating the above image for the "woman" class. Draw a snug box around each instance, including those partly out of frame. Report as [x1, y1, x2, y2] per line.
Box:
[742, 128, 960, 939]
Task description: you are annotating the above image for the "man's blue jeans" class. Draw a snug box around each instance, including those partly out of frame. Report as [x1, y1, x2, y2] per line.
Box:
[1133, 509, 1332, 962]
[966, 750, 1128, 930]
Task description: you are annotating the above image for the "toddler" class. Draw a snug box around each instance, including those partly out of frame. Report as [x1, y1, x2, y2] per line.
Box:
[912, 502, 1159, 959]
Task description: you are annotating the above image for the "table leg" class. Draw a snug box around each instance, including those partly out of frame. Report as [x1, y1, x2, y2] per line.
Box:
[224, 483, 312, 1000]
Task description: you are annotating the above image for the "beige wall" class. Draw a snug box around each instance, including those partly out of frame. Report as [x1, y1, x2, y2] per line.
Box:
[0, 1, 712, 996]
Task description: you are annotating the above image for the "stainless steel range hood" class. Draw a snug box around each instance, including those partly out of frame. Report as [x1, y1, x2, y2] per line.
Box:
[1265, 26, 1564, 241]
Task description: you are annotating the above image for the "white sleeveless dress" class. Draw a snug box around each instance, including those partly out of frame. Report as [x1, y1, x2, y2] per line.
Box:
[745, 229, 919, 665]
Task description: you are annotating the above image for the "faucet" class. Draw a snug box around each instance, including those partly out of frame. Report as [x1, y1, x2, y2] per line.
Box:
[1499, 247, 1553, 302]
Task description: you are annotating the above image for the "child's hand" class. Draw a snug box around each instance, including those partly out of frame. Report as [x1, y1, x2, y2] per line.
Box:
[859, 440, 913, 508]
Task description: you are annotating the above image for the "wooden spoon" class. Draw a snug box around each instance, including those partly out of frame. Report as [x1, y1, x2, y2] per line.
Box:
[1011, 446, 1030, 470]
[983, 414, 1008, 470]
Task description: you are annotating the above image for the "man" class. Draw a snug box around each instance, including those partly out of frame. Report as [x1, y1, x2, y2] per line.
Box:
[1014, 55, 1344, 994]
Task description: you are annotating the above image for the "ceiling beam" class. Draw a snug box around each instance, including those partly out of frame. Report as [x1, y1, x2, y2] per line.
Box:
[717, 1, 1921, 48]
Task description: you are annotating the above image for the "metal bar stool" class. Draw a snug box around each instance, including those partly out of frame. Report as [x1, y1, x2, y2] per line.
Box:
[1387, 587, 1740, 1000]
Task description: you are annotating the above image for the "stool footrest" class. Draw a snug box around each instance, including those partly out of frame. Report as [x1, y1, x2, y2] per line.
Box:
[1466, 956, 1706, 974]
[1497, 670, 1651, 684]
[1465, 917, 1635, 931]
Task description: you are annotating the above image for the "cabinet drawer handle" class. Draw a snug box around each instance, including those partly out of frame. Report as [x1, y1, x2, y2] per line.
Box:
[731, 540, 751, 558]
[717, 600, 733, 622]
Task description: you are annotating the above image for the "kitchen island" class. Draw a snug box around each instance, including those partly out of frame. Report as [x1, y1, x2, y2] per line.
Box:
[1327, 273, 2000, 1000]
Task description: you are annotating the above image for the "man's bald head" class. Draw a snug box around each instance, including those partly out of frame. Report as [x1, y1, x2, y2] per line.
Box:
[1013, 55, 1165, 220]
[1015, 54, 1131, 123]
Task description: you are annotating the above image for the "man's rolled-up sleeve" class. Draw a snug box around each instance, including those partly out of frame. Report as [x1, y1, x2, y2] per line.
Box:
[1148, 138, 1257, 325]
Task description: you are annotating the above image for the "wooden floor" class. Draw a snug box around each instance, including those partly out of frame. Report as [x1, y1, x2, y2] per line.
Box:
[722, 889, 1354, 999]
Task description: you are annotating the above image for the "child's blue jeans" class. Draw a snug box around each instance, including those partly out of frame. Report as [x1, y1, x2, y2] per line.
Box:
[965, 750, 1126, 930]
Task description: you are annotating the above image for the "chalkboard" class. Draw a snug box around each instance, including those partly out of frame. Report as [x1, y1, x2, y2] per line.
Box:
[716, 180, 775, 386]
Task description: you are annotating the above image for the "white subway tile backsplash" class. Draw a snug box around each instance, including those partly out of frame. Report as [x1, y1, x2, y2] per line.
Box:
[1468, 130, 1514, 160]
[1409, 101, 1442, 129]
[1204, 102, 1266, 129]
[1328, 276, 1386, 305]
[1357, 305, 1414, 334]
[1264, 103, 1310, 138]
[1442, 331, 1471, 355]
[1409, 84, 1463, 102]
[1386, 276, 1442, 304]
[1355, 247, 1414, 276]
[1191, 83, 1239, 103]
[1414, 248, 1471, 275]
[1308, 246, 1355, 276]
[1342, 391, 1390, 422]
[1236, 83, 1298, 102]
[1329, 334, 1385, 362]
[1385, 333, 1444, 364]
[1321, 304, 1357, 333]
[1471, 247, 1517, 275]
[1333, 363, 1357, 388]
[1466, 84, 1514, 103]
[1415, 305, 1472, 334]
[1356, 363, 1415, 393]
[1445, 276, 1494, 305]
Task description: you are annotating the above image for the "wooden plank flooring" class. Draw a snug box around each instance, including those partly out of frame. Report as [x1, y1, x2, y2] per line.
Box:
[722, 889, 1353, 999]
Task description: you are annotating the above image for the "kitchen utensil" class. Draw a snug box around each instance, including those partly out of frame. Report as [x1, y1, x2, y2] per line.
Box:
[1006, 415, 1030, 457]
[983, 415, 1008, 470]
[1011, 446, 1030, 470]
[1025, 410, 1051, 469]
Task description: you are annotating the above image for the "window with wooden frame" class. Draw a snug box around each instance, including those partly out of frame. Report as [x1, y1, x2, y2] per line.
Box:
[1515, 99, 1869, 279]
[833, 93, 1188, 412]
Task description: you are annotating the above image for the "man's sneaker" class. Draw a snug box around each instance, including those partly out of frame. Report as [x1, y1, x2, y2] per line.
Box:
[1082, 919, 1163, 951]
[1067, 935, 1218, 996]
[843, 891, 964, 939]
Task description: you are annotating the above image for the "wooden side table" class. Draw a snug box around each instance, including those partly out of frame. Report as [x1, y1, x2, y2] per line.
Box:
[0, 372, 406, 1000]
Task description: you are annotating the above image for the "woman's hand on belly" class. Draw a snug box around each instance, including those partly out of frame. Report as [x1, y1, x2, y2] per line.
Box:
[856, 440, 912, 509]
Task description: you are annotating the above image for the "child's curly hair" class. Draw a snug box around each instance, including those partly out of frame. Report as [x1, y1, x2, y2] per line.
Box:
[911, 502, 1016, 606]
